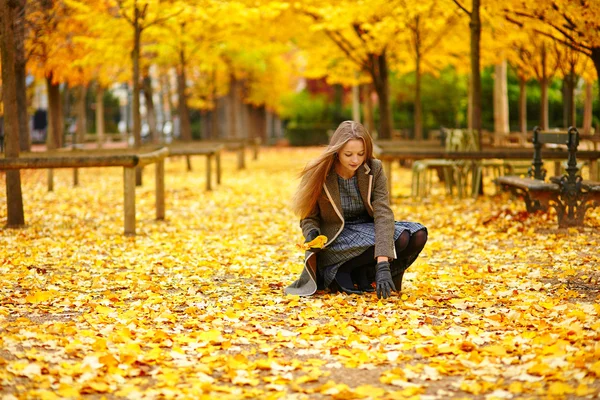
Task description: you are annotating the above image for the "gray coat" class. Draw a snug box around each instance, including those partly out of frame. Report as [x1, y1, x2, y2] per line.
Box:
[285, 159, 396, 296]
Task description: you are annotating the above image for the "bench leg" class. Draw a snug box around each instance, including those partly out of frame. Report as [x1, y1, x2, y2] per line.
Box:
[73, 168, 79, 187]
[124, 167, 136, 236]
[156, 160, 165, 220]
[206, 154, 212, 191]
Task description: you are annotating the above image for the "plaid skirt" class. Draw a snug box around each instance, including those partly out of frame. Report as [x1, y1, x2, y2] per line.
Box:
[319, 220, 426, 288]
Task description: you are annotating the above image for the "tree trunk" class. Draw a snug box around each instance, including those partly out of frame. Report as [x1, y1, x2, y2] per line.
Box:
[361, 83, 374, 133]
[46, 73, 63, 150]
[470, 0, 482, 141]
[540, 43, 549, 130]
[161, 73, 174, 123]
[413, 16, 423, 140]
[96, 85, 105, 147]
[132, 10, 142, 149]
[583, 80, 593, 135]
[14, 0, 29, 152]
[493, 60, 509, 141]
[467, 74, 473, 130]
[76, 84, 87, 146]
[591, 48, 600, 132]
[1, 0, 25, 226]
[415, 43, 423, 140]
[131, 6, 143, 185]
[228, 71, 238, 138]
[142, 72, 157, 142]
[562, 72, 576, 128]
[352, 84, 360, 123]
[177, 52, 192, 141]
[518, 75, 527, 134]
[369, 52, 393, 139]
[540, 78, 549, 130]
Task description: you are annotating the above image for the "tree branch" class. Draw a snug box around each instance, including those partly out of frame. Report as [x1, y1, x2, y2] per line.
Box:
[115, 0, 133, 24]
[144, 8, 184, 29]
[451, 0, 470, 16]
[533, 28, 591, 56]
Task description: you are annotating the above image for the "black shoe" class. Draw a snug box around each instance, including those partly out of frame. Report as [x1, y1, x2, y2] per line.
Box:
[353, 266, 375, 292]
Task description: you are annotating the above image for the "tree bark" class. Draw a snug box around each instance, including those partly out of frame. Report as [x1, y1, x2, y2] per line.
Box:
[413, 17, 423, 140]
[493, 60, 509, 139]
[361, 83, 374, 133]
[1, 0, 25, 226]
[228, 71, 238, 138]
[14, 0, 29, 152]
[177, 50, 192, 141]
[583, 80, 593, 135]
[369, 52, 393, 139]
[75, 84, 87, 146]
[415, 39, 422, 140]
[540, 43, 549, 130]
[518, 75, 527, 134]
[352, 84, 360, 123]
[132, 7, 142, 149]
[46, 73, 63, 150]
[540, 78, 549, 130]
[470, 0, 482, 140]
[131, 4, 143, 185]
[592, 48, 600, 132]
[142, 72, 157, 142]
[96, 84, 105, 147]
[210, 67, 219, 139]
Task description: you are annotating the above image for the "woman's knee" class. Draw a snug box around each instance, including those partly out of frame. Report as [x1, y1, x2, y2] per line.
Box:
[411, 229, 428, 248]
[394, 230, 410, 253]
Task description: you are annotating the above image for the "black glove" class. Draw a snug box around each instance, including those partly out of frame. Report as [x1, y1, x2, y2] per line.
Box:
[375, 261, 396, 299]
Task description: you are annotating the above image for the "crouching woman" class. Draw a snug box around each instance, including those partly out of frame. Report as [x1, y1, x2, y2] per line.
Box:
[285, 121, 428, 299]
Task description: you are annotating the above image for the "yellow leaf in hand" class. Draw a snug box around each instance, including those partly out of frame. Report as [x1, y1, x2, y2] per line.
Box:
[297, 235, 328, 251]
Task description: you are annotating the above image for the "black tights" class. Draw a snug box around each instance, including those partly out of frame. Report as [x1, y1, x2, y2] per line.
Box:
[334, 228, 428, 291]
[394, 229, 428, 262]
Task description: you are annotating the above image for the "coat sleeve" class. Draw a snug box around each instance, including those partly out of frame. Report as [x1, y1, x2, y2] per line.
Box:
[370, 160, 396, 259]
[300, 202, 321, 239]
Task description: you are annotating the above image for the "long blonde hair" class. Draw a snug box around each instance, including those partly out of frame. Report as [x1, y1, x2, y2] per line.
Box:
[292, 120, 375, 218]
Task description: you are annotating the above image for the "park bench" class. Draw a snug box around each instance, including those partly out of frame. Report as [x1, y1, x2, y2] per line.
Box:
[49, 142, 223, 192]
[200, 137, 261, 170]
[0, 147, 168, 235]
[166, 142, 223, 190]
[496, 126, 600, 227]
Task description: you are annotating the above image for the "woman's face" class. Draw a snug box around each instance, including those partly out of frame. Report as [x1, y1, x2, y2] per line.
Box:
[337, 139, 365, 175]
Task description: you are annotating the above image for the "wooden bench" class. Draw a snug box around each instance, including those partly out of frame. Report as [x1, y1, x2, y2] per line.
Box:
[166, 142, 223, 190]
[0, 147, 168, 235]
[50, 143, 223, 192]
[496, 127, 600, 227]
[200, 138, 261, 170]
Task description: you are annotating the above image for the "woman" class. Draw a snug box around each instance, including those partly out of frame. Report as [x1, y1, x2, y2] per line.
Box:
[285, 121, 427, 299]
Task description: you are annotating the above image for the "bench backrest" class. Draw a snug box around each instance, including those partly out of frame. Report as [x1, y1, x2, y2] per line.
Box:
[530, 126, 579, 180]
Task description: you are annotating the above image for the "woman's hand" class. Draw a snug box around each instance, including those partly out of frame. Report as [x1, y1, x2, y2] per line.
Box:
[375, 261, 396, 299]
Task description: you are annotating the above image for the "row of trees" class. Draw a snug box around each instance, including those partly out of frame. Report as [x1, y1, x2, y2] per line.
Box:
[2, 0, 600, 227]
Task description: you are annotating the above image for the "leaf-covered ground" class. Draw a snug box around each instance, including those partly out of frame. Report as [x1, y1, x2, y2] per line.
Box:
[1, 147, 599, 399]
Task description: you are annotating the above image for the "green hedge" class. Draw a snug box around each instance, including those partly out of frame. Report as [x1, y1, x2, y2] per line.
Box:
[285, 124, 331, 146]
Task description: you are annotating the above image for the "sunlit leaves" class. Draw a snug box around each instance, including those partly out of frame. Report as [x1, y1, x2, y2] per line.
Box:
[1, 148, 599, 397]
